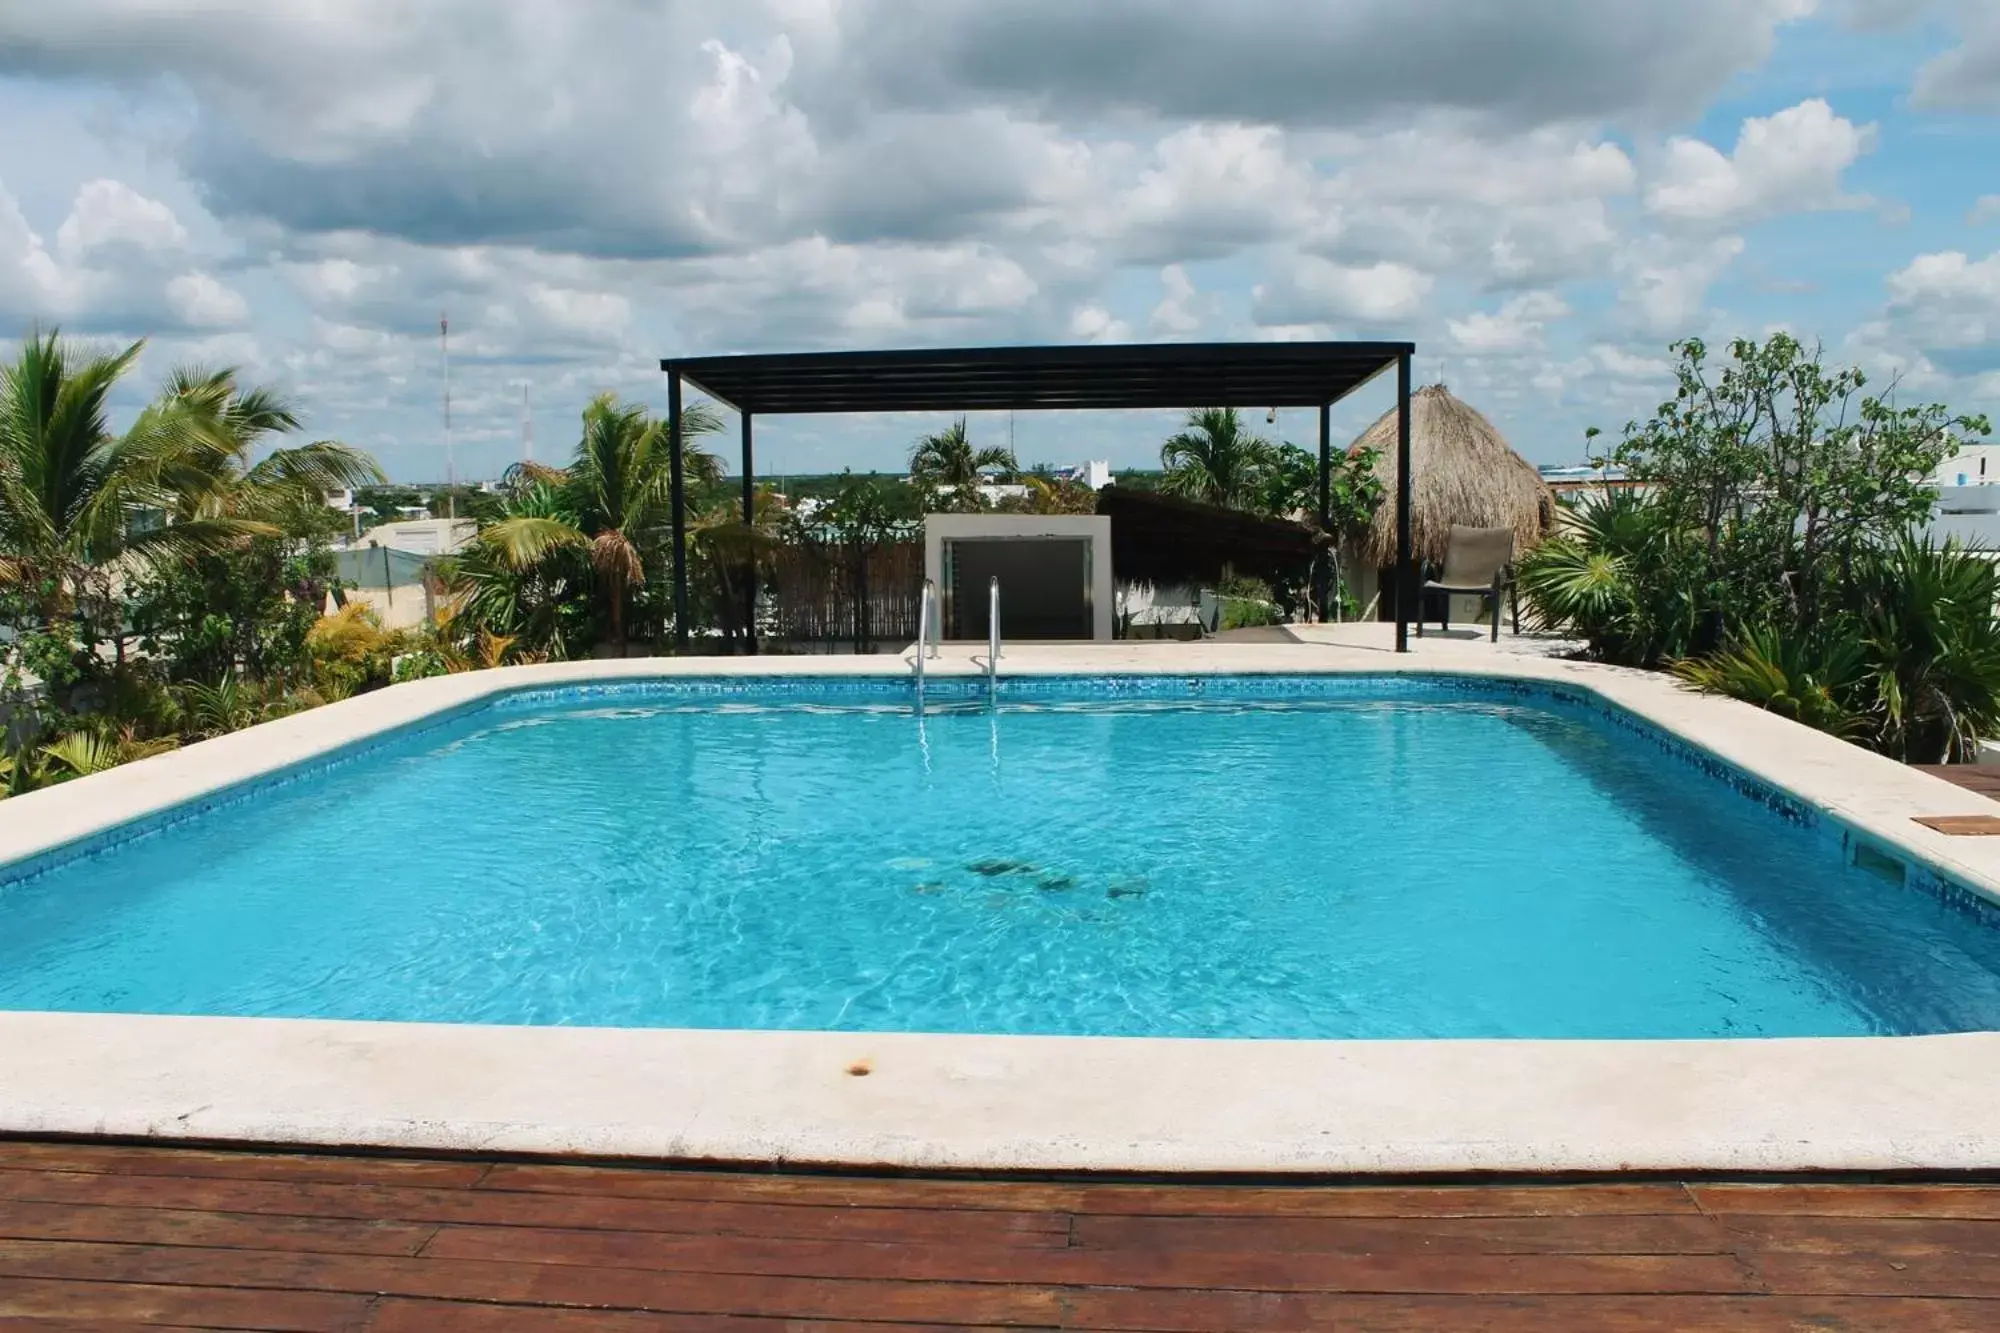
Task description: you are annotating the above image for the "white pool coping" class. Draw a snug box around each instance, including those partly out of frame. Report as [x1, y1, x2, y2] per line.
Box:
[6, 642, 2000, 1174]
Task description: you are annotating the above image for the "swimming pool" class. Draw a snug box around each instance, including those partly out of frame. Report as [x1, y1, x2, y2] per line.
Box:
[4, 674, 1999, 1040]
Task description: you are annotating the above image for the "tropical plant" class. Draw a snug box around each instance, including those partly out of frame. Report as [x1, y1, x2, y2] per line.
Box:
[40, 726, 181, 781]
[149, 365, 382, 523]
[0, 332, 264, 667]
[441, 479, 594, 659]
[473, 393, 721, 651]
[177, 673, 271, 737]
[1848, 537, 2000, 763]
[996, 474, 1098, 516]
[1519, 489, 1708, 665]
[1159, 408, 1274, 510]
[909, 418, 1016, 490]
[303, 602, 406, 694]
[1673, 539, 2000, 762]
[1673, 628, 1866, 737]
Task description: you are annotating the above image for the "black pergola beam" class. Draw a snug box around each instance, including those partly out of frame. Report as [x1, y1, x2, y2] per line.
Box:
[662, 341, 1412, 416]
[660, 339, 1417, 653]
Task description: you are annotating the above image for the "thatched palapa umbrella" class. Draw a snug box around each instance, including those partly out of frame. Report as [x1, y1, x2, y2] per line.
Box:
[1350, 384, 1554, 572]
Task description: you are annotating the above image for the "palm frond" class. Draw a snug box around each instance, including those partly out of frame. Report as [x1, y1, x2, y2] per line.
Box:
[478, 515, 589, 571]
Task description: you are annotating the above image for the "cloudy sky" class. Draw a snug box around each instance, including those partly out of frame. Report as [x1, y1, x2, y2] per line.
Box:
[2, 0, 1997, 481]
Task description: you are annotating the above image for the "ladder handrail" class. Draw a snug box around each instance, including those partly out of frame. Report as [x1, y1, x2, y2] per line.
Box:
[914, 578, 936, 706]
[987, 576, 1001, 704]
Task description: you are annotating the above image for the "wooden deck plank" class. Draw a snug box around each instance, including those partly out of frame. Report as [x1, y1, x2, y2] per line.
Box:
[1060, 1293, 1999, 1332]
[0, 1274, 367, 1330]
[0, 1143, 1996, 1329]
[364, 1303, 1024, 1332]
[0, 1169, 1070, 1247]
[0, 1198, 436, 1256]
[1066, 1211, 1728, 1254]
[0, 1142, 489, 1188]
[420, 1222, 1754, 1292]
[1716, 1214, 2000, 1256]
[1693, 1183, 2000, 1219]
[0, 1239, 1070, 1324]
[475, 1163, 1700, 1217]
[1914, 765, 2000, 801]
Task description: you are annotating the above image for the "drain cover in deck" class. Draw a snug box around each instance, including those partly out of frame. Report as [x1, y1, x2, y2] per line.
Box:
[1914, 815, 2000, 835]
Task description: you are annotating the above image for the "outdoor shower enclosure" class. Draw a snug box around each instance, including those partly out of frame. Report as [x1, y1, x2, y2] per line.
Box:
[923, 514, 1114, 642]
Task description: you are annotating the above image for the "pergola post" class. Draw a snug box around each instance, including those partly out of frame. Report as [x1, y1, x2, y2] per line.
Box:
[668, 366, 689, 653]
[1315, 401, 1332, 621]
[740, 410, 757, 655]
[1394, 352, 1413, 654]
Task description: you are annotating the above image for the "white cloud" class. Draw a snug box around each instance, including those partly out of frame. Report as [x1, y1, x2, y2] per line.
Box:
[165, 271, 249, 327]
[1447, 291, 1571, 354]
[0, 178, 69, 318]
[1255, 258, 1433, 327]
[1066, 303, 1130, 343]
[1645, 99, 1876, 225]
[523, 284, 631, 341]
[54, 179, 187, 260]
[1151, 265, 1203, 334]
[1913, 9, 2000, 109]
[1884, 249, 2000, 347]
[1970, 195, 2000, 226]
[0, 0, 1971, 478]
[1617, 235, 1747, 335]
[1594, 345, 1676, 381]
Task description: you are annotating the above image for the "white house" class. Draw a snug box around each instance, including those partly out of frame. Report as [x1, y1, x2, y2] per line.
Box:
[355, 518, 477, 556]
[1931, 443, 2000, 489]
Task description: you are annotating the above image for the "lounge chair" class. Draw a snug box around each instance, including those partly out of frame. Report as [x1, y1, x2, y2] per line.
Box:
[1196, 590, 1223, 639]
[1417, 525, 1519, 642]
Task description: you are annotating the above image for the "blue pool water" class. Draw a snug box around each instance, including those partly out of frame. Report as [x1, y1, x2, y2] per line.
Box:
[5, 676, 2000, 1040]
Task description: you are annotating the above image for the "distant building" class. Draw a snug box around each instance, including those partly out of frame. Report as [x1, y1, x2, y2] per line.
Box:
[1931, 443, 2000, 489]
[1538, 462, 1642, 502]
[355, 518, 477, 556]
[1063, 460, 1115, 490]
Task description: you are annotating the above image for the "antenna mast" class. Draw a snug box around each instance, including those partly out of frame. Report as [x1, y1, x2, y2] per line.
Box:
[521, 383, 533, 463]
[441, 313, 455, 519]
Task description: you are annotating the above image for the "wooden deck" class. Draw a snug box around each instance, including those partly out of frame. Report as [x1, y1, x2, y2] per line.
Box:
[1916, 764, 2000, 802]
[0, 1143, 1996, 1329]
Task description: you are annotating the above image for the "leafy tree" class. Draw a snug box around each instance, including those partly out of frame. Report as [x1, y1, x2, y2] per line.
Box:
[1159, 407, 1274, 510]
[909, 417, 1016, 489]
[1254, 441, 1385, 534]
[1592, 334, 1986, 643]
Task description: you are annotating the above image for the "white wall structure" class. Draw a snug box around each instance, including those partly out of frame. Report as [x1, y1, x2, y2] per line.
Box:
[1932, 444, 2000, 489]
[355, 518, 477, 556]
[1071, 460, 1114, 490]
[923, 514, 1113, 642]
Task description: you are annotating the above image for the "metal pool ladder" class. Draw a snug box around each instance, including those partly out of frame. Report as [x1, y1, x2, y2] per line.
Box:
[914, 578, 938, 710]
[987, 576, 1001, 705]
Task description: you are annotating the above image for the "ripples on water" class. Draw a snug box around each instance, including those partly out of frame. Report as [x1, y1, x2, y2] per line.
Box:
[5, 693, 2000, 1039]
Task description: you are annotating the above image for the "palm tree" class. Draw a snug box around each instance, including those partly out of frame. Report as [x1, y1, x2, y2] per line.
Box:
[0, 331, 278, 641]
[151, 366, 383, 525]
[1158, 407, 1275, 510]
[441, 478, 592, 660]
[909, 417, 1017, 489]
[476, 392, 721, 651]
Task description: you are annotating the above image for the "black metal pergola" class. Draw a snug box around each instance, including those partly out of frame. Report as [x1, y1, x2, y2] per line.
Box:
[659, 340, 1417, 652]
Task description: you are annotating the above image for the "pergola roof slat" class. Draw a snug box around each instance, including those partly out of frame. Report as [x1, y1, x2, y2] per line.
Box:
[661, 341, 1411, 415]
